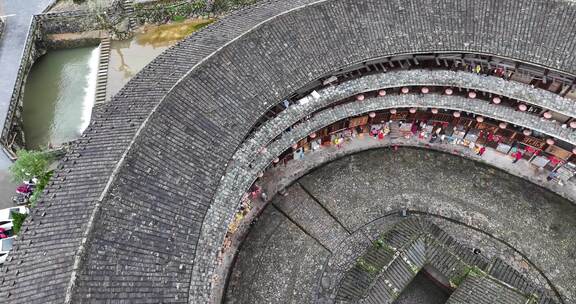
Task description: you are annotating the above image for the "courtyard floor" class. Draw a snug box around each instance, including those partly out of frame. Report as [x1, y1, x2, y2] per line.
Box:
[224, 147, 576, 303]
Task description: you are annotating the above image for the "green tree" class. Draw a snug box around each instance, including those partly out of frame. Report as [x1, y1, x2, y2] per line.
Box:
[10, 212, 28, 235]
[9, 150, 51, 182]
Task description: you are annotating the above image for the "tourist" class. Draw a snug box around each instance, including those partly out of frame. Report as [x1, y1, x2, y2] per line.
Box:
[378, 130, 384, 140]
[474, 64, 482, 74]
[430, 133, 438, 143]
[512, 151, 522, 163]
[478, 146, 486, 156]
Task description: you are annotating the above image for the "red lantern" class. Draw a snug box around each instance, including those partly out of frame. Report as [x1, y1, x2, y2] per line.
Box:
[468, 91, 477, 99]
[543, 112, 553, 119]
[431, 108, 438, 114]
[492, 97, 501, 104]
[257, 172, 264, 178]
[401, 87, 409, 94]
[292, 143, 298, 149]
[453, 111, 461, 118]
[356, 94, 365, 101]
[273, 158, 280, 163]
[570, 121, 576, 129]
[523, 129, 532, 136]
[445, 88, 453, 95]
[572, 148, 576, 154]
[518, 104, 527, 111]
[499, 122, 507, 129]
[546, 138, 555, 146]
[378, 90, 386, 96]
[409, 108, 417, 114]
[476, 116, 484, 122]
[369, 112, 376, 118]
[390, 109, 397, 114]
[310, 132, 317, 139]
[421, 87, 429, 94]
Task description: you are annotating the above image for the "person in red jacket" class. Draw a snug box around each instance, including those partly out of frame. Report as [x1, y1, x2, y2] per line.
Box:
[512, 151, 522, 163]
[477, 146, 486, 156]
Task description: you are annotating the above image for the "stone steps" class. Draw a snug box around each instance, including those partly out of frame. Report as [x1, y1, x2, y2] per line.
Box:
[122, 0, 137, 31]
[487, 258, 556, 303]
[337, 219, 427, 303]
[447, 276, 528, 304]
[94, 37, 111, 105]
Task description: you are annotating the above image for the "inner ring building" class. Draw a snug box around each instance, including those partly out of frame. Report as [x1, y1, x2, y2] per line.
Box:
[2, 0, 576, 303]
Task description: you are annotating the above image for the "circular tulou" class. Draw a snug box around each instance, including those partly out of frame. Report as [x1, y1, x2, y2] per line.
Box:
[2, 0, 576, 303]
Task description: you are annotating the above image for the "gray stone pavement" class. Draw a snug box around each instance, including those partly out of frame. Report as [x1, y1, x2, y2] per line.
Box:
[224, 205, 329, 304]
[226, 147, 576, 302]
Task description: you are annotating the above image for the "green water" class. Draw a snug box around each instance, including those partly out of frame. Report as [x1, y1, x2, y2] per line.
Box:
[22, 46, 99, 149]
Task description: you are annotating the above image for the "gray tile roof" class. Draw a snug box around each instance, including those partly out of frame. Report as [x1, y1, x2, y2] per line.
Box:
[2, 0, 576, 302]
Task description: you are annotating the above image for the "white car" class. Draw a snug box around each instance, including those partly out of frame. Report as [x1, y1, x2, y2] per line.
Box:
[0, 236, 15, 265]
[0, 206, 29, 232]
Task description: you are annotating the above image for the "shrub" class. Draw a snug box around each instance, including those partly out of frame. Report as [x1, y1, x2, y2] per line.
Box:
[11, 212, 28, 235]
[28, 170, 53, 208]
[9, 150, 51, 182]
[172, 15, 186, 22]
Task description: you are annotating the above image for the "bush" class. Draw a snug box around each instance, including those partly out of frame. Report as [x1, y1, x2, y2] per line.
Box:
[28, 170, 53, 207]
[11, 212, 28, 235]
[9, 150, 51, 183]
[212, 0, 259, 12]
[172, 15, 186, 22]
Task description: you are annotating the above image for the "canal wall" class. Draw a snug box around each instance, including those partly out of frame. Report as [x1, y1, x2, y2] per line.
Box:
[0, 0, 128, 151]
[1, 16, 47, 151]
[0, 17, 4, 41]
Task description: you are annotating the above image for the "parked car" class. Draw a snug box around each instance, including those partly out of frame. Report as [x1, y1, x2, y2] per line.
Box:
[0, 236, 14, 265]
[0, 206, 29, 232]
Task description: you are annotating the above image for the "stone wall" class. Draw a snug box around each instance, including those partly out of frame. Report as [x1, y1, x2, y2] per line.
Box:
[133, 0, 263, 24]
[39, 0, 126, 35]
[134, 0, 208, 24]
[0, 17, 4, 41]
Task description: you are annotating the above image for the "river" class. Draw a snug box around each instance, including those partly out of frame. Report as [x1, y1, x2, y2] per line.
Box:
[22, 46, 99, 150]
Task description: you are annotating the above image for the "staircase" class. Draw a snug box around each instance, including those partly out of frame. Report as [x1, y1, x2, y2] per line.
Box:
[122, 0, 138, 31]
[94, 37, 111, 105]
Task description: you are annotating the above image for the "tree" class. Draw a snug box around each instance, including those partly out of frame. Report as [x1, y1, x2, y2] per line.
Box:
[9, 150, 51, 182]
